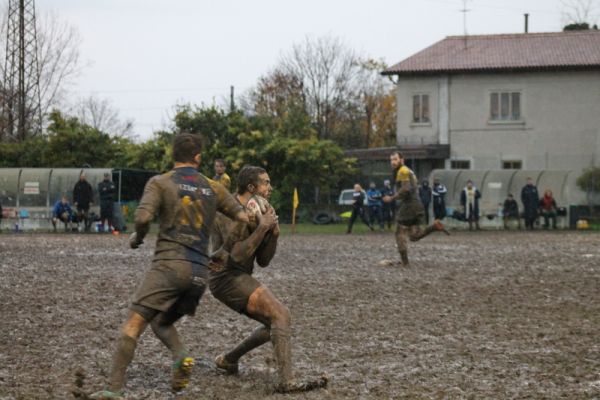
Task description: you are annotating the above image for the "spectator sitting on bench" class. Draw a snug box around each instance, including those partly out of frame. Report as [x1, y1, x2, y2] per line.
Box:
[52, 195, 75, 232]
[539, 189, 558, 229]
[502, 193, 521, 230]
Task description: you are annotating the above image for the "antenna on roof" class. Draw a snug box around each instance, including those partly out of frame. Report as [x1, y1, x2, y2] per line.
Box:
[460, 0, 471, 49]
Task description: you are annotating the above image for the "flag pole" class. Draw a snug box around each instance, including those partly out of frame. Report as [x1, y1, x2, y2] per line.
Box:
[292, 188, 299, 234]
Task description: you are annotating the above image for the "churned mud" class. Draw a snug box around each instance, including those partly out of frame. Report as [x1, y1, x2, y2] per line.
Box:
[1, 230, 599, 399]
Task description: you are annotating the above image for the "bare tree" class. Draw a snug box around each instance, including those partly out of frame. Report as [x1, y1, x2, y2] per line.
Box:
[561, 0, 599, 25]
[280, 35, 358, 140]
[71, 95, 134, 137]
[355, 58, 396, 147]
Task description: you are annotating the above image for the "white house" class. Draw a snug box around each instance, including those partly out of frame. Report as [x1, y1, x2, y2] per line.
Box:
[382, 30, 600, 178]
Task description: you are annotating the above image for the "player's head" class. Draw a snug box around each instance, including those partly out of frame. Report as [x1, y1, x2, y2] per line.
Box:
[526, 177, 533, 185]
[467, 179, 473, 189]
[61, 195, 68, 204]
[384, 179, 391, 187]
[433, 177, 440, 184]
[103, 172, 110, 181]
[237, 165, 271, 199]
[369, 182, 376, 189]
[173, 133, 203, 166]
[544, 189, 553, 197]
[79, 172, 86, 181]
[214, 158, 226, 175]
[354, 183, 362, 192]
[507, 193, 513, 199]
[390, 151, 404, 169]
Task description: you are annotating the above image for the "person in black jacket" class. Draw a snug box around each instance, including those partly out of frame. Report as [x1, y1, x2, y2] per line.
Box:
[73, 172, 94, 232]
[521, 177, 539, 230]
[418, 180, 432, 224]
[502, 193, 521, 230]
[432, 177, 447, 220]
[98, 172, 116, 232]
[346, 184, 374, 234]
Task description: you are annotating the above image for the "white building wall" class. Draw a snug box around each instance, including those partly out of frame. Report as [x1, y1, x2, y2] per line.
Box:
[395, 70, 600, 173]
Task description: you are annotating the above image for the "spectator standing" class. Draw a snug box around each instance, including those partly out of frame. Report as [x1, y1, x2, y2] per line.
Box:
[418, 180, 432, 224]
[98, 172, 117, 232]
[460, 180, 481, 230]
[73, 172, 94, 232]
[381, 179, 395, 229]
[366, 182, 384, 230]
[52, 195, 75, 232]
[432, 177, 447, 220]
[539, 189, 558, 229]
[521, 177, 539, 230]
[347, 184, 374, 233]
[213, 159, 232, 191]
[502, 193, 521, 230]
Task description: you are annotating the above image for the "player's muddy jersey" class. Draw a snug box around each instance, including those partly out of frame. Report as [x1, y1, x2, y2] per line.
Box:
[136, 167, 243, 266]
[395, 165, 419, 200]
[210, 210, 257, 275]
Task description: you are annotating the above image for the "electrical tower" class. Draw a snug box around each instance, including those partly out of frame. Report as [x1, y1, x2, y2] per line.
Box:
[1, 0, 42, 142]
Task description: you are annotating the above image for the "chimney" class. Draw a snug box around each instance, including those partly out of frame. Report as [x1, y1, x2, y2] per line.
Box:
[524, 13, 529, 33]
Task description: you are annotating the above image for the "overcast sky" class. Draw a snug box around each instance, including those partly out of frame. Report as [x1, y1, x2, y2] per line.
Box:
[36, 0, 574, 140]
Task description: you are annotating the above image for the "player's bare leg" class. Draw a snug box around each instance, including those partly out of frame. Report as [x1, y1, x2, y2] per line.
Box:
[215, 286, 327, 393]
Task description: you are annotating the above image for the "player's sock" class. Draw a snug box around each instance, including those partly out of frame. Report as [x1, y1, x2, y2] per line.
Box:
[108, 334, 137, 392]
[216, 325, 270, 372]
[271, 326, 293, 384]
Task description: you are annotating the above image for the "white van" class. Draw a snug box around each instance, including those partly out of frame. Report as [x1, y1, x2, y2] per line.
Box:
[338, 189, 368, 206]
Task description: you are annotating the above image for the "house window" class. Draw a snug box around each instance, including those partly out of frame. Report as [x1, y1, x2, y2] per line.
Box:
[502, 160, 522, 169]
[450, 160, 471, 169]
[490, 92, 521, 121]
[412, 94, 430, 123]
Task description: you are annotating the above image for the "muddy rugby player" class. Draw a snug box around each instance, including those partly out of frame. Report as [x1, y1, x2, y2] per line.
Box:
[382, 151, 447, 266]
[91, 134, 248, 399]
[209, 165, 328, 393]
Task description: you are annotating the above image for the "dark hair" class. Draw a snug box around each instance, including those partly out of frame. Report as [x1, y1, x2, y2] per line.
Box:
[237, 165, 267, 195]
[390, 150, 404, 159]
[172, 133, 203, 163]
[214, 158, 226, 166]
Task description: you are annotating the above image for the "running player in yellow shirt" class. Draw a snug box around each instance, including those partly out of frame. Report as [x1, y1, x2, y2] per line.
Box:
[383, 151, 447, 266]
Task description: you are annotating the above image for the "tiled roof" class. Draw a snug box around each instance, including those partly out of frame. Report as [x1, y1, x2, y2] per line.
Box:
[383, 31, 600, 76]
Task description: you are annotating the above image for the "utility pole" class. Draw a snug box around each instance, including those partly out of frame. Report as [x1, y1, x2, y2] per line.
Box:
[1, 0, 42, 142]
[230, 85, 235, 113]
[460, 0, 471, 50]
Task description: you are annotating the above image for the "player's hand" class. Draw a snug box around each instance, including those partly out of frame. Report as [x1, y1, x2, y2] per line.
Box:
[129, 232, 143, 249]
[258, 207, 277, 229]
[382, 195, 392, 203]
[265, 204, 280, 235]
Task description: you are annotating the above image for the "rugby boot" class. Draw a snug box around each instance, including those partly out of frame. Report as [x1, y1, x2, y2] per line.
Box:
[275, 374, 329, 394]
[171, 355, 195, 392]
[214, 354, 239, 374]
[433, 219, 450, 235]
[90, 390, 123, 399]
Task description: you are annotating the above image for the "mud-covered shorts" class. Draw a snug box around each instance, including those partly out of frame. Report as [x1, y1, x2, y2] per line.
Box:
[209, 268, 261, 315]
[396, 195, 425, 226]
[130, 259, 208, 322]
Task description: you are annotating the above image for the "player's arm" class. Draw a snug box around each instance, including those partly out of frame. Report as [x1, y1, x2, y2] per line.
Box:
[229, 208, 276, 265]
[131, 177, 161, 248]
[212, 180, 248, 223]
[256, 206, 279, 267]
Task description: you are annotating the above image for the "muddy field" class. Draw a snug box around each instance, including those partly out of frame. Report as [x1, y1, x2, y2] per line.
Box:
[1, 230, 600, 399]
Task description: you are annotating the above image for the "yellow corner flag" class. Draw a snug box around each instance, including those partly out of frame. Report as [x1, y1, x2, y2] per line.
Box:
[293, 188, 299, 210]
[292, 188, 299, 234]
